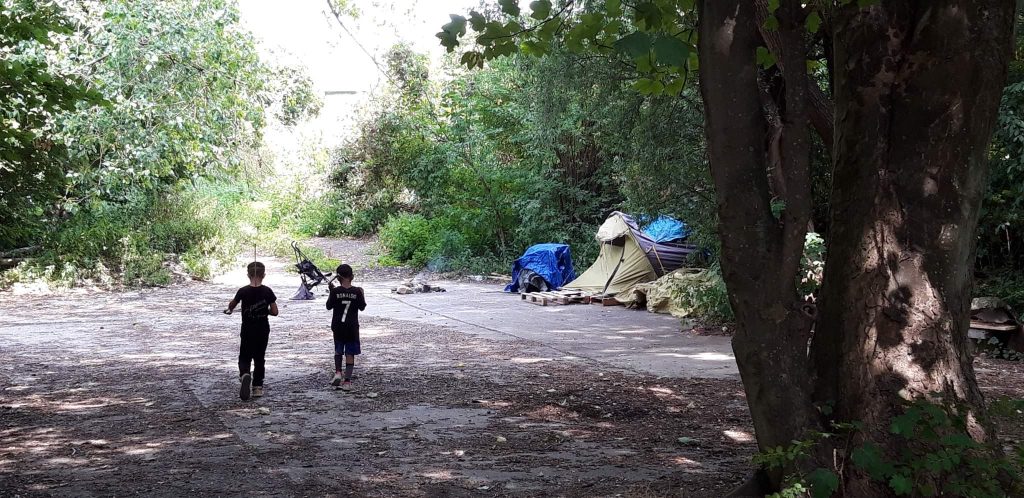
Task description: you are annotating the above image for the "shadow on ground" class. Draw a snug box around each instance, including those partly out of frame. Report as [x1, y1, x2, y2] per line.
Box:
[0, 275, 754, 496]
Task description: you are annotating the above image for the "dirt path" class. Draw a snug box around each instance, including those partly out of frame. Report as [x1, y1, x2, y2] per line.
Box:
[2, 239, 1021, 496]
[0, 242, 754, 497]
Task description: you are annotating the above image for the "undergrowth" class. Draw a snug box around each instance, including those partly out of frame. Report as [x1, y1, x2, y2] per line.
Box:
[755, 397, 1024, 498]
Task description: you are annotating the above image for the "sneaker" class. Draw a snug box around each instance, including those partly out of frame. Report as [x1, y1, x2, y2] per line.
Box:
[341, 380, 352, 392]
[240, 373, 252, 401]
[253, 386, 263, 398]
[331, 372, 343, 387]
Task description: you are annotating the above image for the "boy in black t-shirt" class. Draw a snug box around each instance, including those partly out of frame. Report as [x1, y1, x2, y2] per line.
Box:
[225, 261, 278, 401]
[326, 264, 366, 391]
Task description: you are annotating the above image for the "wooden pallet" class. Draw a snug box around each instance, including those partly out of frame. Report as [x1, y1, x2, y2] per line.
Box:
[521, 290, 590, 306]
[589, 295, 623, 307]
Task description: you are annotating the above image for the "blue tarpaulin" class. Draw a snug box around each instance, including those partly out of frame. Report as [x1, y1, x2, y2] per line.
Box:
[643, 216, 689, 243]
[504, 243, 576, 293]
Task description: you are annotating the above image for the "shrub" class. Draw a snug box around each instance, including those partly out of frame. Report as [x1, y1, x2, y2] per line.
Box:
[378, 213, 436, 267]
[0, 182, 254, 289]
[755, 397, 1024, 498]
[292, 193, 351, 237]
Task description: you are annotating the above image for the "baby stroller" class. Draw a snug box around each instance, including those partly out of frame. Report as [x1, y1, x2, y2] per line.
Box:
[290, 241, 335, 300]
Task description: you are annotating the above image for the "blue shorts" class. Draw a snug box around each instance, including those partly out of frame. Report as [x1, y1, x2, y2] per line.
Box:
[334, 341, 361, 356]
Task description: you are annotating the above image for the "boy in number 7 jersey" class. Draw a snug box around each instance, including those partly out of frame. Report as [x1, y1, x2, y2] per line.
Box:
[326, 264, 366, 391]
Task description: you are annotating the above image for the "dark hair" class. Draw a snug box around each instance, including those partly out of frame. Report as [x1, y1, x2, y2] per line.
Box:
[247, 261, 266, 278]
[336, 264, 354, 280]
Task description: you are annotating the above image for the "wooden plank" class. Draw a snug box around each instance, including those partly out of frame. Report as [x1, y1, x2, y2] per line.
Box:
[590, 296, 622, 306]
[520, 290, 595, 306]
[969, 320, 1018, 332]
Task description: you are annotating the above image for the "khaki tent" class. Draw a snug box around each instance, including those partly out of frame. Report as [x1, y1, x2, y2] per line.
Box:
[565, 212, 698, 297]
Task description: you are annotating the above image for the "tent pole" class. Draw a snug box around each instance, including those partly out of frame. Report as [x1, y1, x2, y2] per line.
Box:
[601, 242, 626, 295]
[649, 245, 667, 275]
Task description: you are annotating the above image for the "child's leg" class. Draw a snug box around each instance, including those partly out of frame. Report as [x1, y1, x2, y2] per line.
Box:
[344, 353, 355, 380]
[239, 335, 252, 378]
[334, 340, 345, 373]
[252, 332, 269, 387]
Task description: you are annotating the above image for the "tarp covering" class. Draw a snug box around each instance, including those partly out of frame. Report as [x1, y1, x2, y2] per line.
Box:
[615, 212, 698, 276]
[643, 216, 689, 243]
[619, 268, 715, 314]
[565, 212, 700, 297]
[504, 243, 576, 293]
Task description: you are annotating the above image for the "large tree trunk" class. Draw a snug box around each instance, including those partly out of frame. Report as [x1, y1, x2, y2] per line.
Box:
[698, 0, 820, 490]
[811, 1, 1015, 495]
[700, 0, 1016, 495]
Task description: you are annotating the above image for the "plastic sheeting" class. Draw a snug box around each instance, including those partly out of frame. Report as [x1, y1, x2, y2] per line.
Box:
[504, 243, 576, 293]
[616, 212, 699, 276]
[643, 215, 689, 243]
[564, 212, 701, 297]
[618, 268, 713, 314]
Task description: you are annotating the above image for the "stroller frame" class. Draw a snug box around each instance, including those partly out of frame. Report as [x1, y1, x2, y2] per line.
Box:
[292, 241, 334, 290]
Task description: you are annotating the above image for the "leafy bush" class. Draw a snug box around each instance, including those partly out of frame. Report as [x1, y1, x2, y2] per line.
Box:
[377, 213, 437, 267]
[291, 193, 351, 237]
[976, 269, 1024, 313]
[754, 397, 1024, 498]
[0, 182, 250, 288]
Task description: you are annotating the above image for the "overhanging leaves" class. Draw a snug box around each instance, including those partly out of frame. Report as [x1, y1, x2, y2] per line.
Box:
[614, 31, 651, 59]
[653, 35, 689, 67]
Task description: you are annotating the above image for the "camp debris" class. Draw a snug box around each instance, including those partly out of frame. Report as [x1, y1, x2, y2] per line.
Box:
[620, 268, 717, 318]
[504, 243, 576, 293]
[392, 277, 446, 295]
[520, 289, 590, 306]
[562, 212, 699, 305]
[289, 240, 335, 300]
[970, 297, 1024, 352]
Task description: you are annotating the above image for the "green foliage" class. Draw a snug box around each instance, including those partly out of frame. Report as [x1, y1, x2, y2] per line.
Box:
[799, 232, 826, 298]
[378, 213, 436, 268]
[0, 0, 105, 247]
[57, 0, 268, 199]
[753, 398, 1023, 498]
[754, 434, 837, 498]
[662, 267, 734, 324]
[0, 0, 325, 288]
[2, 184, 232, 288]
[336, 43, 714, 287]
[976, 269, 1024, 313]
[977, 13, 1024, 297]
[440, 0, 698, 96]
[268, 62, 323, 126]
[849, 397, 1021, 497]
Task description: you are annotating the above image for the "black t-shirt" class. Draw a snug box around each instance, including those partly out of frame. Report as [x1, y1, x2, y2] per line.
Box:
[326, 285, 366, 342]
[233, 285, 277, 334]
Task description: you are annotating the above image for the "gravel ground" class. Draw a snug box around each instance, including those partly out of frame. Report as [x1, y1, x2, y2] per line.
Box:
[0, 265, 755, 497]
[2, 238, 1022, 496]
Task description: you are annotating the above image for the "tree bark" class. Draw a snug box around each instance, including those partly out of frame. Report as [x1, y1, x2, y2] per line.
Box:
[701, 0, 1016, 495]
[811, 1, 1015, 495]
[754, 0, 835, 153]
[698, 0, 820, 490]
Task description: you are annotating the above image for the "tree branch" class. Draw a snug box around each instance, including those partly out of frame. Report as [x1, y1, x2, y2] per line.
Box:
[754, 0, 833, 153]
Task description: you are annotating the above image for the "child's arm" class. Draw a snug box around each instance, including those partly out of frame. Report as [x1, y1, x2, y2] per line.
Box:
[357, 287, 367, 311]
[325, 287, 336, 310]
[268, 289, 278, 316]
[224, 298, 239, 314]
